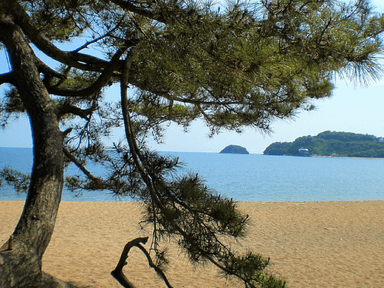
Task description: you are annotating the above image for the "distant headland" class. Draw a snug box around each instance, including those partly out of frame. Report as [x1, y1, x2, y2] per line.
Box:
[263, 131, 384, 158]
[220, 145, 249, 154]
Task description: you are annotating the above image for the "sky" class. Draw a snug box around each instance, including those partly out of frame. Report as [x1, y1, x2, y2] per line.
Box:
[1, 0, 384, 154]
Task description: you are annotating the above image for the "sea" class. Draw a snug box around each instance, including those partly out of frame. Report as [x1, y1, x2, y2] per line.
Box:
[0, 147, 383, 202]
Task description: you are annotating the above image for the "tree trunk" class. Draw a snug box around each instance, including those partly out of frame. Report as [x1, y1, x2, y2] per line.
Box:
[0, 7, 65, 288]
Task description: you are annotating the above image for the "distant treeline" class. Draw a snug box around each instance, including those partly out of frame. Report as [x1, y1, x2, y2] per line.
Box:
[263, 131, 384, 158]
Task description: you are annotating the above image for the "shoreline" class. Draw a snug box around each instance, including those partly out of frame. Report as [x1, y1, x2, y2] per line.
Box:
[1, 200, 384, 287]
[266, 154, 384, 159]
[311, 155, 384, 159]
[2, 199, 384, 202]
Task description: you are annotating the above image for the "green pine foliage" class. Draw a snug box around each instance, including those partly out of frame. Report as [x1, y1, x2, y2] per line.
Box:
[0, 167, 30, 194]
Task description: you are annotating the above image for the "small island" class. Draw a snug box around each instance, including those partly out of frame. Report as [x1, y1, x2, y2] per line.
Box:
[220, 145, 249, 154]
[263, 131, 384, 158]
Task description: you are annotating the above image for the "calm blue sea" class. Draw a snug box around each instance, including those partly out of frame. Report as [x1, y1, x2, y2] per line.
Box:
[1, 147, 383, 202]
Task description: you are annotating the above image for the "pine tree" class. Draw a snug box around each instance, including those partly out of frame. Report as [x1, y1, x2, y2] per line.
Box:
[1, 0, 384, 287]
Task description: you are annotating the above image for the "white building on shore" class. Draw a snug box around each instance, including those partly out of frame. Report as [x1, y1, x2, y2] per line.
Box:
[298, 147, 309, 155]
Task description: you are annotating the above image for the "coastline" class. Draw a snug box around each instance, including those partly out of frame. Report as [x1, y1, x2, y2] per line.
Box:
[311, 155, 384, 159]
[267, 154, 384, 159]
[1, 200, 384, 287]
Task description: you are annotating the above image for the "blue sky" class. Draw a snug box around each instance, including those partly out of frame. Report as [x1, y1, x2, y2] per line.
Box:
[1, 0, 384, 154]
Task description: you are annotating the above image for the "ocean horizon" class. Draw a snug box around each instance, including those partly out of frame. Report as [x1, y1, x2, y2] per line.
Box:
[1, 147, 384, 202]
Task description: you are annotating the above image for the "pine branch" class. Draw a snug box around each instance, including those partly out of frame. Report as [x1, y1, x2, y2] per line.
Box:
[45, 47, 126, 97]
[35, 57, 66, 81]
[111, 236, 173, 288]
[0, 72, 15, 86]
[63, 146, 105, 189]
[57, 102, 97, 121]
[10, 1, 113, 71]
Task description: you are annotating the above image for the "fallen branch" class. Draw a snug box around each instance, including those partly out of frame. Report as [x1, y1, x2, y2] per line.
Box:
[111, 237, 173, 288]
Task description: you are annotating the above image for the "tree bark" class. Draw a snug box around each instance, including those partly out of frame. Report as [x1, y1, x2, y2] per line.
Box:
[0, 6, 65, 288]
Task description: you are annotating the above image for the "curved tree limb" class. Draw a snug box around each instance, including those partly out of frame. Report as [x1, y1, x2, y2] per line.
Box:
[35, 57, 66, 81]
[111, 237, 173, 288]
[63, 146, 105, 189]
[120, 62, 262, 286]
[0, 6, 65, 286]
[9, 1, 118, 72]
[57, 101, 97, 121]
[120, 42, 167, 260]
[134, 242, 173, 288]
[0, 72, 15, 86]
[0, 29, 16, 85]
[118, 43, 260, 288]
[45, 46, 128, 97]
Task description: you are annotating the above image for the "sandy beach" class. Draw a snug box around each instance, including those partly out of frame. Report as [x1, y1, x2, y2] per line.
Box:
[1, 200, 383, 287]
